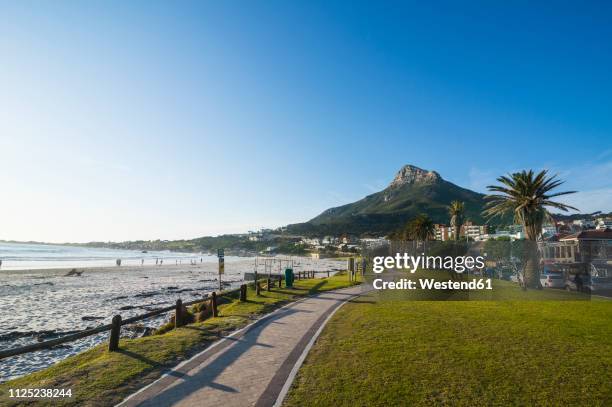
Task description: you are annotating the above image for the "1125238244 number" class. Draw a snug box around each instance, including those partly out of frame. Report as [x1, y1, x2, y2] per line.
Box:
[8, 388, 72, 398]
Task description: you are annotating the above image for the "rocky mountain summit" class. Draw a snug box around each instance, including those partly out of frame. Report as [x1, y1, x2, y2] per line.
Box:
[287, 164, 487, 236]
[389, 165, 441, 188]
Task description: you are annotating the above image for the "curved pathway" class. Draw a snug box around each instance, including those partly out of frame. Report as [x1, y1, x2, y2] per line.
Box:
[118, 284, 366, 407]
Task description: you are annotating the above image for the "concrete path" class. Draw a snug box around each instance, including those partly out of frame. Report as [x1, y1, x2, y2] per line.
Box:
[118, 284, 365, 407]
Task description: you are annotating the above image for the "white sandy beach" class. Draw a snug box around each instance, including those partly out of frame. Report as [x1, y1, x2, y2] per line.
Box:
[0, 257, 346, 382]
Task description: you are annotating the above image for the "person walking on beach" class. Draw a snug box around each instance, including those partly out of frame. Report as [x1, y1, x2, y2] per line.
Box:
[141, 259, 144, 266]
[0, 259, 2, 268]
[160, 259, 163, 265]
[156, 258, 158, 265]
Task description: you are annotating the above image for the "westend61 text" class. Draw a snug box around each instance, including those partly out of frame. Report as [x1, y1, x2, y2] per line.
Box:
[373, 278, 493, 290]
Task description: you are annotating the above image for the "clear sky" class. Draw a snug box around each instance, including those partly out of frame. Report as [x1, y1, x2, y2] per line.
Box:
[1, 1, 611, 243]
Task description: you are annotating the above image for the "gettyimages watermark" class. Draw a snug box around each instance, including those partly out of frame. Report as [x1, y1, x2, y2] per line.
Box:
[360, 240, 599, 301]
[371, 253, 490, 291]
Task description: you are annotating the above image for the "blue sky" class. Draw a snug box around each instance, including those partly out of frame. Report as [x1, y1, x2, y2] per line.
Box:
[1, 1, 610, 242]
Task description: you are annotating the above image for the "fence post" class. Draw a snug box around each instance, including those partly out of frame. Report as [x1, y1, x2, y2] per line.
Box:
[240, 284, 247, 302]
[211, 292, 218, 317]
[267, 278, 271, 291]
[108, 314, 121, 352]
[278, 275, 282, 288]
[256, 280, 261, 296]
[175, 299, 183, 328]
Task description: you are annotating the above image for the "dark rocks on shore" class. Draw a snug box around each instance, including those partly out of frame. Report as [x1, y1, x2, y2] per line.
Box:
[0, 331, 52, 342]
[49, 344, 72, 350]
[64, 269, 83, 277]
[0, 329, 82, 343]
[81, 316, 105, 321]
[174, 288, 194, 294]
[135, 291, 159, 298]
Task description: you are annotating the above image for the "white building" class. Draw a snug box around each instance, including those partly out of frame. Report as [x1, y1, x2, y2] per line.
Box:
[301, 238, 321, 246]
[360, 237, 388, 248]
[478, 230, 523, 241]
[322, 236, 338, 245]
[462, 222, 488, 241]
[573, 219, 595, 229]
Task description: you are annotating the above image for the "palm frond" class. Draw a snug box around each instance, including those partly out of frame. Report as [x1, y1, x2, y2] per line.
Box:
[482, 169, 578, 239]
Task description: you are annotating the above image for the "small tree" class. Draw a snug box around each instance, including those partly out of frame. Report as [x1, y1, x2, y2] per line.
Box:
[405, 214, 435, 251]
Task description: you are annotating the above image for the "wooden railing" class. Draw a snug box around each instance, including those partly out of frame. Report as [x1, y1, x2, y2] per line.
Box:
[0, 270, 322, 360]
[0, 283, 249, 360]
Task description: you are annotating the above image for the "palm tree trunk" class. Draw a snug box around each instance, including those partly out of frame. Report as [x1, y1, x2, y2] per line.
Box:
[523, 241, 541, 289]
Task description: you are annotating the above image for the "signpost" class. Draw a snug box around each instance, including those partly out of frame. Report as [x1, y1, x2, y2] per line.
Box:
[218, 248, 225, 291]
[348, 257, 355, 282]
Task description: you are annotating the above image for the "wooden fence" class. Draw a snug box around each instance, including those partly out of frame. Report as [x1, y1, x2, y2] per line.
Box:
[0, 270, 322, 360]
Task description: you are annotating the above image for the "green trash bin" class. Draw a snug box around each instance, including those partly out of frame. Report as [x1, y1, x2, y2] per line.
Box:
[285, 268, 295, 288]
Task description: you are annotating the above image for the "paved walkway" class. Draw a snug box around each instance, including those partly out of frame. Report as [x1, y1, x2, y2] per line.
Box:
[118, 284, 366, 407]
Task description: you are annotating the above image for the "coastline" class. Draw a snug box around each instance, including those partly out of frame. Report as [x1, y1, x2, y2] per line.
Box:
[0, 261, 248, 276]
[0, 256, 346, 382]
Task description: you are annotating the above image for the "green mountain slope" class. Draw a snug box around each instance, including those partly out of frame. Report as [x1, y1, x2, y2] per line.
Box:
[287, 165, 487, 236]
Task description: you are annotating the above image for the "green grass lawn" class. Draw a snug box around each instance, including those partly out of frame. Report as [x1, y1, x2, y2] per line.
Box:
[284, 279, 612, 406]
[0, 274, 359, 407]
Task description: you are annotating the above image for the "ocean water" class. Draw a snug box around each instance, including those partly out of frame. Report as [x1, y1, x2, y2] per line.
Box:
[0, 242, 213, 270]
[0, 243, 345, 382]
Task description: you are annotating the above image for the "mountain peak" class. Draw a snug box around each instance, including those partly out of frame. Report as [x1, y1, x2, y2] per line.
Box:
[389, 165, 441, 188]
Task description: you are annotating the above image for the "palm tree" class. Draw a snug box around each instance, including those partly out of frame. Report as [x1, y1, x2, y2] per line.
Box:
[448, 200, 465, 241]
[405, 214, 435, 245]
[483, 170, 577, 289]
